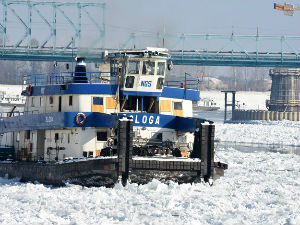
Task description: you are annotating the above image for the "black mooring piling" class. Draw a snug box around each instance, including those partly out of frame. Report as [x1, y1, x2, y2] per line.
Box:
[191, 123, 215, 182]
[117, 118, 133, 186]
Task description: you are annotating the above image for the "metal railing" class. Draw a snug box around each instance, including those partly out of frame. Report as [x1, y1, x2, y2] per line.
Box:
[165, 74, 200, 90]
[23, 72, 118, 86]
[23, 71, 200, 90]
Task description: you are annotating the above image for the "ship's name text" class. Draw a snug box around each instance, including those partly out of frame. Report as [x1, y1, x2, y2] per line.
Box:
[125, 114, 160, 125]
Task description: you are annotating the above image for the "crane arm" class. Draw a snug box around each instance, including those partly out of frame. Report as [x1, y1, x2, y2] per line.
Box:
[274, 3, 300, 11]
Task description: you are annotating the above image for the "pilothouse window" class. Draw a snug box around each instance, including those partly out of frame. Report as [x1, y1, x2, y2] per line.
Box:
[142, 61, 155, 75]
[128, 61, 140, 74]
[157, 62, 165, 76]
[97, 132, 107, 141]
[156, 78, 164, 89]
[125, 76, 135, 88]
[110, 60, 122, 76]
[69, 96, 73, 106]
[174, 102, 182, 110]
[93, 97, 103, 105]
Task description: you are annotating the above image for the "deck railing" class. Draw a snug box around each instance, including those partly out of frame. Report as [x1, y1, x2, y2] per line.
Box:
[22, 72, 201, 90]
[23, 71, 118, 86]
[165, 74, 201, 90]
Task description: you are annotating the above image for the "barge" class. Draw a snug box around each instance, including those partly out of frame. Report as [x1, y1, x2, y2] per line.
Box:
[0, 48, 227, 186]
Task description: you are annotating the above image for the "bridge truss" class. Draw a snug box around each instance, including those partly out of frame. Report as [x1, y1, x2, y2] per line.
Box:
[0, 1, 106, 60]
[124, 33, 300, 68]
[0, 1, 299, 68]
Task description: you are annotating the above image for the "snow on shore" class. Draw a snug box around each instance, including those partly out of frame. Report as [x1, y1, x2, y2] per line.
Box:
[200, 90, 270, 110]
[0, 148, 299, 225]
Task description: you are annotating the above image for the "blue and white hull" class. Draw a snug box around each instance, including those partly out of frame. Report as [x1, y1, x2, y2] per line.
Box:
[0, 48, 205, 162]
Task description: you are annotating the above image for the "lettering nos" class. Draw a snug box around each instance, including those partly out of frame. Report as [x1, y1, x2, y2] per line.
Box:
[140, 81, 152, 87]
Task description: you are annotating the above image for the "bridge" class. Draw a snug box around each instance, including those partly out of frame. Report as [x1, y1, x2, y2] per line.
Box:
[0, 1, 299, 68]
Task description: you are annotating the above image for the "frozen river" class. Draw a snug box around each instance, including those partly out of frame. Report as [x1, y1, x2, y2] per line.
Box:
[0, 118, 299, 224]
[0, 90, 299, 224]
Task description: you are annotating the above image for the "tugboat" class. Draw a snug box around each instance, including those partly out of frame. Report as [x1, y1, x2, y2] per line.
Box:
[0, 47, 227, 186]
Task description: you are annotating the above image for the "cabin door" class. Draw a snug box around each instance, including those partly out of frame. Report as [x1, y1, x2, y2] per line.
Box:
[36, 130, 45, 160]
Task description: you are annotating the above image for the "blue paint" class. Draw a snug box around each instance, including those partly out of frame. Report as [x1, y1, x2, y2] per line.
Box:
[24, 83, 199, 103]
[162, 87, 200, 101]
[116, 113, 175, 129]
[0, 112, 116, 133]
[0, 112, 205, 133]
[141, 97, 143, 112]
[115, 113, 205, 132]
[64, 112, 116, 128]
[121, 88, 199, 101]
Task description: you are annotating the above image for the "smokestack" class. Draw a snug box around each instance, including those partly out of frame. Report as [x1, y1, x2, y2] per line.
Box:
[74, 57, 87, 83]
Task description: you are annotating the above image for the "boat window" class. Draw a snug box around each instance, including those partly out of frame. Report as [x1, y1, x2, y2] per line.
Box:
[151, 132, 162, 141]
[49, 96, 53, 104]
[55, 133, 59, 142]
[174, 102, 182, 110]
[143, 96, 159, 113]
[83, 152, 88, 157]
[93, 97, 103, 105]
[75, 133, 79, 144]
[69, 96, 73, 106]
[26, 130, 30, 140]
[156, 78, 164, 89]
[125, 76, 135, 88]
[157, 62, 165, 76]
[142, 61, 155, 75]
[58, 96, 62, 112]
[31, 97, 35, 107]
[97, 131, 107, 141]
[110, 60, 122, 76]
[128, 60, 140, 74]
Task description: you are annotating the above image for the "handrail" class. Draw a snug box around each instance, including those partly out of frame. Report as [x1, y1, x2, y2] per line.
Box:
[23, 71, 118, 86]
[165, 74, 200, 90]
[23, 72, 201, 90]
